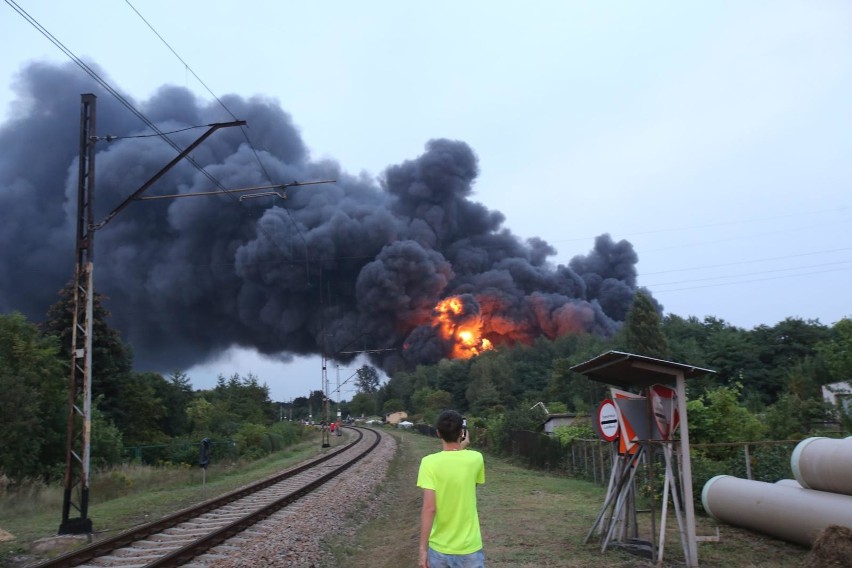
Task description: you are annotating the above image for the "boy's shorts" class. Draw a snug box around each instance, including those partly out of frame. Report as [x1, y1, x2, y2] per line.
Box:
[427, 547, 485, 568]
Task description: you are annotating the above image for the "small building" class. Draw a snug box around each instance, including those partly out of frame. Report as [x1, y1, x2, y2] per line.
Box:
[822, 381, 852, 412]
[385, 410, 408, 425]
[542, 413, 578, 435]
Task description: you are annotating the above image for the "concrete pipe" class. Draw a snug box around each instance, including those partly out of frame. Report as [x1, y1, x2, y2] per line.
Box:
[702, 475, 852, 547]
[791, 437, 852, 496]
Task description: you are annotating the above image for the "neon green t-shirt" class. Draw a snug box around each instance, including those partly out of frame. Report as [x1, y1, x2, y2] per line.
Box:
[416, 449, 485, 555]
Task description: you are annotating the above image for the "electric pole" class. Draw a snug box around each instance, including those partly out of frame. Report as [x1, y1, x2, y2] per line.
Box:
[59, 94, 258, 534]
[60, 93, 96, 535]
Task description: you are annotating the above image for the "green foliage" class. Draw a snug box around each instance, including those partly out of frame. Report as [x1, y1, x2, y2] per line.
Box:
[382, 398, 405, 414]
[410, 387, 452, 424]
[762, 393, 830, 440]
[552, 422, 594, 445]
[816, 317, 852, 381]
[117, 372, 169, 446]
[0, 312, 66, 483]
[42, 284, 134, 430]
[623, 290, 669, 359]
[159, 371, 194, 437]
[348, 391, 377, 417]
[90, 405, 124, 469]
[688, 384, 766, 444]
[481, 407, 543, 455]
[466, 357, 502, 414]
[355, 365, 381, 393]
[233, 423, 269, 460]
[268, 420, 305, 448]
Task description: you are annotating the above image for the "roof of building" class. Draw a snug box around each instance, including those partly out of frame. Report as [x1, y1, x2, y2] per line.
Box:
[570, 350, 715, 388]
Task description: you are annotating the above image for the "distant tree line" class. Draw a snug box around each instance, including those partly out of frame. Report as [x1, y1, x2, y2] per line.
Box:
[1, 288, 850, 485]
[372, 291, 852, 442]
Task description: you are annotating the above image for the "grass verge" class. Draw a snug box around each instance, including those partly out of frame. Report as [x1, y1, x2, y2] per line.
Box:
[323, 428, 809, 568]
[0, 431, 332, 567]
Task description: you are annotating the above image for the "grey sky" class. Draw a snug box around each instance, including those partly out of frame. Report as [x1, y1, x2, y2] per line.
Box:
[2, 1, 850, 401]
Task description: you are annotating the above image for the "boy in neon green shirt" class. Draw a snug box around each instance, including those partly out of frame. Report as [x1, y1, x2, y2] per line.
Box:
[417, 410, 486, 568]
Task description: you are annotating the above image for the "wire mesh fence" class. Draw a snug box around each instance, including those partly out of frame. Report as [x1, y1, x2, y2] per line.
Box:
[123, 439, 238, 466]
[502, 431, 842, 493]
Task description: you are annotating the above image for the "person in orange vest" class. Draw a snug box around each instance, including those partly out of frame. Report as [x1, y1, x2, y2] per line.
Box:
[329, 421, 336, 435]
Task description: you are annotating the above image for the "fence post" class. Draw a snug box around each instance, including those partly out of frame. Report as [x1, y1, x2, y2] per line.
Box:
[744, 444, 752, 480]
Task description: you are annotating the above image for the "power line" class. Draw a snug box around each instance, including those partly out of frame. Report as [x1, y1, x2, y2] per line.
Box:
[640, 218, 849, 254]
[122, 0, 274, 180]
[93, 124, 210, 141]
[644, 259, 852, 288]
[7, 0, 317, 284]
[5, 0, 227, 192]
[641, 246, 852, 276]
[646, 265, 852, 293]
[122, 0, 313, 277]
[553, 205, 850, 244]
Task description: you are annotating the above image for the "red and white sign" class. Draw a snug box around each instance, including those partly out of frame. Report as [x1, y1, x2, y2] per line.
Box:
[611, 388, 644, 454]
[596, 399, 620, 442]
[650, 384, 679, 440]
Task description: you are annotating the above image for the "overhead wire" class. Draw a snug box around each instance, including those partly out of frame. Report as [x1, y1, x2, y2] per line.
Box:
[123, 0, 313, 278]
[552, 205, 850, 245]
[93, 124, 210, 141]
[642, 246, 852, 276]
[645, 264, 852, 293]
[5, 0, 229, 193]
[7, 0, 311, 279]
[8, 0, 847, 302]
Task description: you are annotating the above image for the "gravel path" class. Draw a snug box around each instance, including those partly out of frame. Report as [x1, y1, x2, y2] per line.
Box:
[191, 429, 397, 568]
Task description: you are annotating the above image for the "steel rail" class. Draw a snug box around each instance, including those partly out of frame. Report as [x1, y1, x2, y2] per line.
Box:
[149, 427, 381, 566]
[34, 427, 377, 567]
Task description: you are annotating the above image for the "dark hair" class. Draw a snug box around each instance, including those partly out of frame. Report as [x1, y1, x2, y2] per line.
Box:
[436, 410, 464, 442]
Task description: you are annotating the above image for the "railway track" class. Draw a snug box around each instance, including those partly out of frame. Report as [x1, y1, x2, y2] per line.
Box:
[34, 426, 382, 568]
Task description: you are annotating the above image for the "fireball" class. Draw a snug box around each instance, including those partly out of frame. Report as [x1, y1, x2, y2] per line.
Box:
[433, 295, 494, 359]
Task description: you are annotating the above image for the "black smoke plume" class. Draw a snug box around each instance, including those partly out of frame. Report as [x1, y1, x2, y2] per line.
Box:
[0, 62, 644, 374]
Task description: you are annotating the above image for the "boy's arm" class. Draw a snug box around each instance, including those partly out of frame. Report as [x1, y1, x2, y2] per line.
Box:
[419, 489, 436, 568]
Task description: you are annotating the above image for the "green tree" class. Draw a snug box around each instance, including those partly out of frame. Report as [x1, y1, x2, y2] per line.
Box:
[349, 391, 376, 417]
[434, 359, 472, 410]
[355, 365, 381, 393]
[466, 361, 501, 415]
[186, 397, 214, 434]
[747, 318, 831, 404]
[816, 317, 852, 382]
[117, 372, 169, 446]
[623, 290, 669, 359]
[209, 373, 272, 426]
[546, 332, 612, 412]
[41, 283, 133, 430]
[762, 394, 829, 440]
[383, 398, 405, 414]
[0, 312, 67, 482]
[686, 384, 766, 454]
[157, 370, 194, 437]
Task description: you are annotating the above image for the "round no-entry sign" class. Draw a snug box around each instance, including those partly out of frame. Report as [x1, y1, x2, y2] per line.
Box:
[597, 399, 620, 442]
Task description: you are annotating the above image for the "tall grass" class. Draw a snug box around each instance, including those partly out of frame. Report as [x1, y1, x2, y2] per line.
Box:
[0, 428, 327, 566]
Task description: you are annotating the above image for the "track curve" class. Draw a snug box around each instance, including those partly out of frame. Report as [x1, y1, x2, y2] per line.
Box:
[34, 427, 382, 568]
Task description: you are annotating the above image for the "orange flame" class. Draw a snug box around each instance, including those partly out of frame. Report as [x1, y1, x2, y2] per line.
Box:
[433, 296, 494, 359]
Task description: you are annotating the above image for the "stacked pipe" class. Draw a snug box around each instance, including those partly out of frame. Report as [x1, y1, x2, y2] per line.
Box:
[701, 437, 852, 547]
